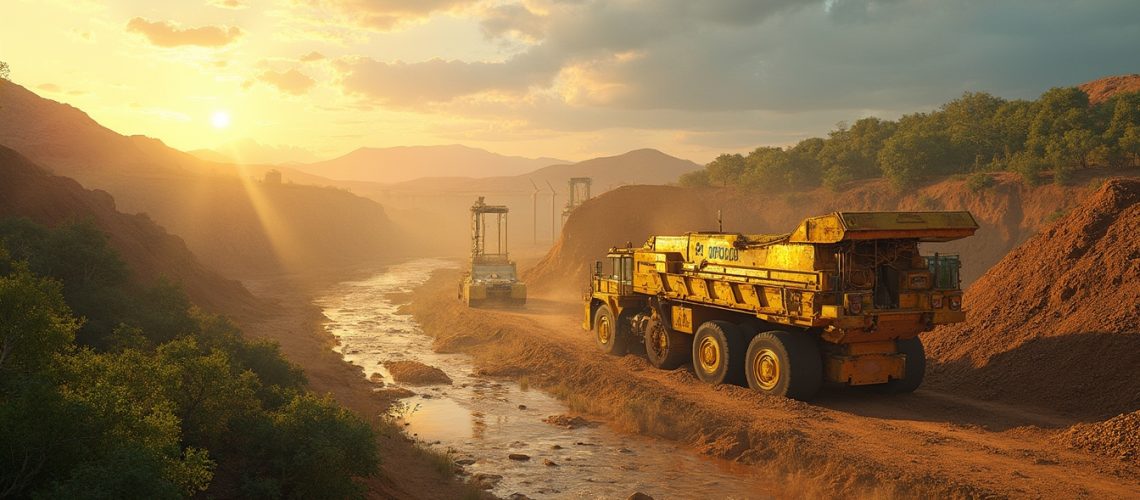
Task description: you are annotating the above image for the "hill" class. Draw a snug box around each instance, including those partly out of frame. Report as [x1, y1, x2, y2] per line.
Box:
[925, 177, 1140, 418]
[0, 80, 401, 277]
[293, 144, 568, 184]
[1078, 74, 1140, 105]
[351, 148, 702, 254]
[523, 170, 1138, 293]
[0, 145, 256, 316]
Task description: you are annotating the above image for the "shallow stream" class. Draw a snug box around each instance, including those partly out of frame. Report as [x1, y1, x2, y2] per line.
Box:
[317, 258, 771, 499]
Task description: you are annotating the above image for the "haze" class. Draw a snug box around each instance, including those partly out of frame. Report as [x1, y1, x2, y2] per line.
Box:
[4, 0, 1138, 164]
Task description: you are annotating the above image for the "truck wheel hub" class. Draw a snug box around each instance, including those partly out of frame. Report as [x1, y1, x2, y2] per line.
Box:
[754, 348, 780, 390]
[698, 337, 720, 372]
[597, 317, 611, 344]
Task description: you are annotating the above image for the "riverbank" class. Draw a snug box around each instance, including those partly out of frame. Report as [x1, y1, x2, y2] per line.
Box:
[237, 270, 486, 499]
[407, 269, 1140, 499]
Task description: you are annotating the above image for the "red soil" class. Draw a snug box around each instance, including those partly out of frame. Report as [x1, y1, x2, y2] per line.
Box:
[1078, 74, 1140, 105]
[925, 178, 1140, 418]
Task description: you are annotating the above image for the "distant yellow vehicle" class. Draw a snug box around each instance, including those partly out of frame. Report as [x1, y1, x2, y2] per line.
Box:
[584, 211, 977, 399]
[459, 197, 526, 307]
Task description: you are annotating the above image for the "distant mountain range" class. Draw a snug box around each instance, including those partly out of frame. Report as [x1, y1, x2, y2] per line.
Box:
[0, 80, 401, 277]
[291, 144, 570, 184]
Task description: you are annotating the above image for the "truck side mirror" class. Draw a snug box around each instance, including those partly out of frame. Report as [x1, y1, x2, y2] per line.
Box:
[594, 261, 603, 276]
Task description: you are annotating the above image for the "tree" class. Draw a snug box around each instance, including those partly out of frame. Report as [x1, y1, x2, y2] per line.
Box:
[0, 61, 9, 81]
[818, 117, 898, 181]
[941, 91, 1006, 168]
[678, 169, 711, 187]
[877, 114, 955, 189]
[259, 394, 379, 499]
[705, 154, 746, 187]
[0, 265, 78, 374]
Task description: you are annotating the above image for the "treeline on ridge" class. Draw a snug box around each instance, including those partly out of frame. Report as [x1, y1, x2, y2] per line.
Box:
[681, 87, 1140, 191]
[0, 218, 378, 498]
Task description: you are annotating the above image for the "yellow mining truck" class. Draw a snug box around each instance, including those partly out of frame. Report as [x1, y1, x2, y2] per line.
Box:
[459, 197, 527, 307]
[584, 211, 977, 399]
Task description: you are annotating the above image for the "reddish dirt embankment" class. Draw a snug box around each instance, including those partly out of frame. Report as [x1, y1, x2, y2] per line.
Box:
[526, 171, 1133, 293]
[0, 145, 256, 316]
[1078, 74, 1140, 105]
[926, 178, 1140, 418]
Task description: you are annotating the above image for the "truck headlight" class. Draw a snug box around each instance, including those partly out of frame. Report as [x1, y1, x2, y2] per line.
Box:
[931, 295, 943, 309]
[948, 295, 962, 310]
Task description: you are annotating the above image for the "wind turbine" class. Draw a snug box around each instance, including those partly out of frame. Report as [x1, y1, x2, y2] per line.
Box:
[529, 179, 540, 246]
[545, 180, 558, 243]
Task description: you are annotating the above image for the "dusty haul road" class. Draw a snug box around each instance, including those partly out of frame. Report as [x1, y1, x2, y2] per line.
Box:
[409, 270, 1140, 499]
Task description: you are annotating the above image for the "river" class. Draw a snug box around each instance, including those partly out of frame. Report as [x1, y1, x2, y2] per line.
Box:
[316, 258, 771, 499]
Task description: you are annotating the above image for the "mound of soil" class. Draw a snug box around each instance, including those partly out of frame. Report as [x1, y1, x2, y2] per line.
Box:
[384, 360, 453, 385]
[1078, 74, 1140, 105]
[926, 178, 1140, 417]
[1060, 411, 1140, 464]
[0, 145, 257, 316]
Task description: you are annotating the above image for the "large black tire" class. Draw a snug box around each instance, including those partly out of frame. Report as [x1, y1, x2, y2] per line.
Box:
[644, 316, 691, 369]
[692, 321, 747, 386]
[593, 305, 629, 356]
[878, 336, 926, 394]
[744, 331, 823, 400]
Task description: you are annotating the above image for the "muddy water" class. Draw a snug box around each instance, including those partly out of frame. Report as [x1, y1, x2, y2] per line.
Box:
[318, 259, 772, 499]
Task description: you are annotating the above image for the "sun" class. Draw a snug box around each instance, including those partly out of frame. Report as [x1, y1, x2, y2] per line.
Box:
[211, 110, 232, 129]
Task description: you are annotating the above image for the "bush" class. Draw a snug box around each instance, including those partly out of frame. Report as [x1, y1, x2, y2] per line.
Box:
[1008, 151, 1047, 186]
[966, 172, 996, 192]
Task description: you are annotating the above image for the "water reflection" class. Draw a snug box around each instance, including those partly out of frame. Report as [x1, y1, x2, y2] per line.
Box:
[317, 259, 773, 499]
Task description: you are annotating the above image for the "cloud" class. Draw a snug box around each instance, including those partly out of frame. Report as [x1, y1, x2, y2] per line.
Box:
[254, 69, 317, 95]
[209, 0, 247, 8]
[292, 0, 479, 31]
[303, 0, 1140, 159]
[480, 3, 546, 42]
[300, 51, 325, 62]
[126, 17, 243, 47]
[335, 53, 559, 105]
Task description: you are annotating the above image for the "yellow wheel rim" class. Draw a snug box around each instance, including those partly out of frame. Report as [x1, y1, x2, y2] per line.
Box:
[649, 327, 667, 356]
[597, 316, 612, 345]
[697, 337, 720, 374]
[754, 348, 780, 391]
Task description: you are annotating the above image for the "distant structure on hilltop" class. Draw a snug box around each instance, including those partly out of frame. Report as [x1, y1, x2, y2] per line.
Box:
[264, 169, 282, 185]
[562, 177, 592, 223]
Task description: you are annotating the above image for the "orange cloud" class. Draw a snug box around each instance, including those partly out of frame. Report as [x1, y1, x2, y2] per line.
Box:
[126, 17, 243, 47]
[209, 0, 247, 8]
[256, 69, 316, 95]
[300, 51, 325, 62]
[294, 0, 478, 31]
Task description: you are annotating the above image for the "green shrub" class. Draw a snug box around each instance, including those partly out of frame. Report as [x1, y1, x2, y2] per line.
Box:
[966, 172, 996, 192]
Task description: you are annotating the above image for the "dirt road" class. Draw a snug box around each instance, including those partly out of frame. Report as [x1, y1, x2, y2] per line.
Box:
[409, 270, 1140, 499]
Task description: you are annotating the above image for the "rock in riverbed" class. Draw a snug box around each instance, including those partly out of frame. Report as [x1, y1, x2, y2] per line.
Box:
[384, 360, 453, 385]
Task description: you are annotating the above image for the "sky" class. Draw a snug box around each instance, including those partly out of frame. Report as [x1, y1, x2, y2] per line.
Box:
[3, 0, 1139, 164]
